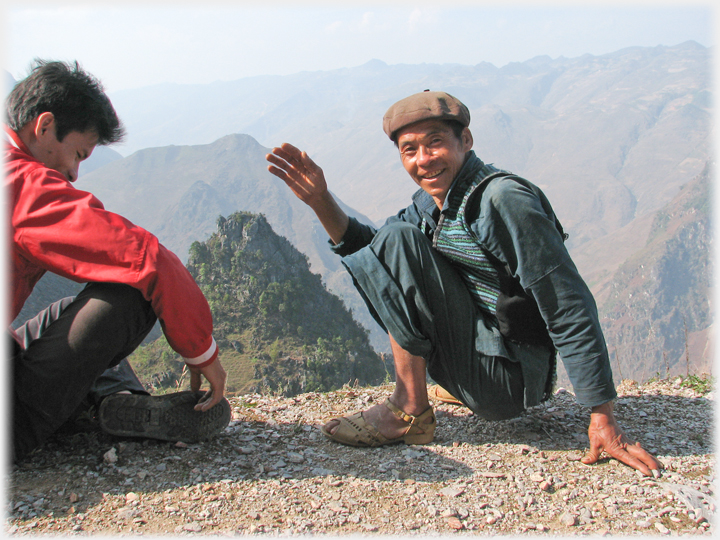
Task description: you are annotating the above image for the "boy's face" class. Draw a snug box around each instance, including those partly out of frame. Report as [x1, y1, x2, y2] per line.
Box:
[32, 113, 98, 182]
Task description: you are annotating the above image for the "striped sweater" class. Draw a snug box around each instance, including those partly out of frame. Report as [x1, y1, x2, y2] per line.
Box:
[433, 169, 502, 325]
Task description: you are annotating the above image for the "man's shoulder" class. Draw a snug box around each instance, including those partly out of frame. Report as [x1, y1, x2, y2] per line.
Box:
[6, 147, 68, 187]
[5, 145, 42, 187]
[481, 171, 540, 200]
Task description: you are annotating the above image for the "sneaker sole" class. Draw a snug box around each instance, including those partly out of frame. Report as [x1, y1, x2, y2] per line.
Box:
[98, 391, 231, 443]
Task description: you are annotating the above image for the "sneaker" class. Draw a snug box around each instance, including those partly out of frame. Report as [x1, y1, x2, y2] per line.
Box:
[98, 391, 231, 443]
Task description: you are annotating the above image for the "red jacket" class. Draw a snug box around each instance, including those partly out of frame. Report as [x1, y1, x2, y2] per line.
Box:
[5, 128, 218, 368]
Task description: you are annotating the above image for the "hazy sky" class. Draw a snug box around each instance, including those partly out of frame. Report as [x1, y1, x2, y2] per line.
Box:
[3, 2, 716, 93]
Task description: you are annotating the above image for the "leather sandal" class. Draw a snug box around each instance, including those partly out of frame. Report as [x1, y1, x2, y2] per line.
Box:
[428, 384, 464, 406]
[320, 398, 435, 447]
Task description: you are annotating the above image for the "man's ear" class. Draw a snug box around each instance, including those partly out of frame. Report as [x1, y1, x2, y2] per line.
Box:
[461, 127, 474, 152]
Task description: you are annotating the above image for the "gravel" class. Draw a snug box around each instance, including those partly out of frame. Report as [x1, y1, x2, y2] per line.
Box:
[5, 377, 715, 536]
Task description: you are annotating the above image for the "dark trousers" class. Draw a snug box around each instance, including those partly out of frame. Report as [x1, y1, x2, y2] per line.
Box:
[342, 222, 543, 421]
[11, 282, 156, 461]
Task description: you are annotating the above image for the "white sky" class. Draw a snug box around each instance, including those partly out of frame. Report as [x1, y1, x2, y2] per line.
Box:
[3, 1, 715, 92]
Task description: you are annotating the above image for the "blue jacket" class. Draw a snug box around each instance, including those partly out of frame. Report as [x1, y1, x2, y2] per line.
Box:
[333, 151, 616, 407]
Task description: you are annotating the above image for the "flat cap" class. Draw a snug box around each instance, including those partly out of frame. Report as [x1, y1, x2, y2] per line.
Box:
[382, 90, 470, 140]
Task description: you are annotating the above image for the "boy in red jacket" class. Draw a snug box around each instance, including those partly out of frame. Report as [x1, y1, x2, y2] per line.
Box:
[6, 60, 230, 462]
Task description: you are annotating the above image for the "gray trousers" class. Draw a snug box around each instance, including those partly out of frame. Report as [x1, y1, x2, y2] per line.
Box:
[342, 222, 552, 420]
[11, 283, 154, 461]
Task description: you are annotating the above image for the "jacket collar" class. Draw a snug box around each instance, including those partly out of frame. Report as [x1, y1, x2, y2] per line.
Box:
[442, 151, 485, 211]
[4, 125, 32, 156]
[411, 151, 485, 216]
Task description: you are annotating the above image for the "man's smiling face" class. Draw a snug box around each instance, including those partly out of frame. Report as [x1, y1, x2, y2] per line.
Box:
[396, 119, 473, 209]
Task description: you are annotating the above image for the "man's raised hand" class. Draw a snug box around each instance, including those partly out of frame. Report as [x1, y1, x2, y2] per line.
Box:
[266, 143, 328, 208]
[266, 143, 349, 244]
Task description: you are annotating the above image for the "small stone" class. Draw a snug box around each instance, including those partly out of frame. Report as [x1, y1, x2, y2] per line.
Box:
[117, 507, 137, 520]
[439, 487, 464, 498]
[560, 512, 577, 526]
[103, 447, 118, 464]
[68, 493, 79, 503]
[183, 522, 202, 532]
[654, 522, 670, 535]
[447, 517, 464, 530]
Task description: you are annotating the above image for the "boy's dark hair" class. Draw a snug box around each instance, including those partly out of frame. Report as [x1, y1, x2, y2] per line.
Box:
[5, 59, 125, 145]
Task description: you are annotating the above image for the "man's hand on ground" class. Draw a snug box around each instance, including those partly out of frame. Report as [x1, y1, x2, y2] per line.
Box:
[582, 401, 663, 476]
[189, 360, 227, 412]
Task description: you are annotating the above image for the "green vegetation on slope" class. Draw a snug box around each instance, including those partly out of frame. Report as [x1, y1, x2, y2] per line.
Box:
[129, 212, 389, 396]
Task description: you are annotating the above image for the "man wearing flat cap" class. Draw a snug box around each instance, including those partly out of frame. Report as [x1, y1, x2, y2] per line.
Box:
[266, 90, 661, 476]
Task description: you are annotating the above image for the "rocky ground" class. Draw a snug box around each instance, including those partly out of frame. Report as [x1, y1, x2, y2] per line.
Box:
[5, 377, 715, 536]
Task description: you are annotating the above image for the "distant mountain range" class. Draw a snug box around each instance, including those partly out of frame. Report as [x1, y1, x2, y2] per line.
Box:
[105, 42, 711, 248]
[10, 41, 714, 383]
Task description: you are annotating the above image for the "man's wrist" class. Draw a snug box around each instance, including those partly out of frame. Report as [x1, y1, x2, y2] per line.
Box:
[591, 400, 614, 415]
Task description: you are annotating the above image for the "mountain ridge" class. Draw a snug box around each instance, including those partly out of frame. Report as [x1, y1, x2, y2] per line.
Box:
[129, 211, 388, 396]
[106, 41, 711, 250]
